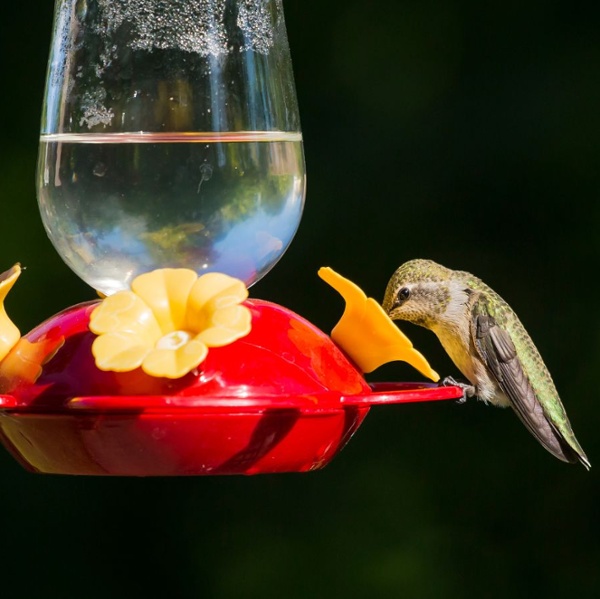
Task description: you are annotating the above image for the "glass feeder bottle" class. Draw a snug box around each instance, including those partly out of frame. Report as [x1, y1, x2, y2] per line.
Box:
[37, 0, 306, 295]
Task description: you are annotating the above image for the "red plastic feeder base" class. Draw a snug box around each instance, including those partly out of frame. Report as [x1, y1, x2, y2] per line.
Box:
[0, 300, 462, 476]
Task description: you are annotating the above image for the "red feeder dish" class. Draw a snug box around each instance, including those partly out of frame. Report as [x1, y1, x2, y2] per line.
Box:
[0, 298, 462, 476]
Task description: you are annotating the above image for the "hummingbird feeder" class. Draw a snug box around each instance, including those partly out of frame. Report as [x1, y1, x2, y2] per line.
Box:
[0, 0, 462, 476]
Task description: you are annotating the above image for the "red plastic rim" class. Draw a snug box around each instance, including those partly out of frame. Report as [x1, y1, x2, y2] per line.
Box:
[0, 382, 463, 413]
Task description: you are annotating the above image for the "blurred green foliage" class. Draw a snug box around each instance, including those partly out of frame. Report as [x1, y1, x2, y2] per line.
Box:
[0, 1, 599, 598]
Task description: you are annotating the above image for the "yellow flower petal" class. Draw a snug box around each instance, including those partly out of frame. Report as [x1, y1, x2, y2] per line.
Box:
[0, 333, 65, 391]
[142, 339, 208, 379]
[186, 273, 248, 331]
[92, 331, 153, 372]
[197, 305, 252, 347]
[90, 291, 162, 345]
[318, 267, 439, 381]
[132, 268, 197, 333]
[0, 264, 21, 363]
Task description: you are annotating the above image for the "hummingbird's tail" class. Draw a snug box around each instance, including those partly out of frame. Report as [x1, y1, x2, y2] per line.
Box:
[549, 422, 591, 470]
[510, 403, 590, 470]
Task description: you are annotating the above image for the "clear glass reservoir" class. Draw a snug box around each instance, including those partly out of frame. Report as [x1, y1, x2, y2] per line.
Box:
[37, 0, 305, 295]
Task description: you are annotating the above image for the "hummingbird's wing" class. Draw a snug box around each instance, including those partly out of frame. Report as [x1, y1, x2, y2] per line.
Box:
[470, 296, 584, 465]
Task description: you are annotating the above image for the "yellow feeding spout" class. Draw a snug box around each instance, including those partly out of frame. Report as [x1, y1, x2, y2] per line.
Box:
[0, 265, 21, 363]
[318, 267, 439, 381]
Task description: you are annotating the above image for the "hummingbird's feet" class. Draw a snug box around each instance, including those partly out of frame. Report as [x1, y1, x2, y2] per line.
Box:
[440, 376, 476, 404]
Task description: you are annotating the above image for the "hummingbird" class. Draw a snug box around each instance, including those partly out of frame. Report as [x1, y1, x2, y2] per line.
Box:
[382, 259, 590, 469]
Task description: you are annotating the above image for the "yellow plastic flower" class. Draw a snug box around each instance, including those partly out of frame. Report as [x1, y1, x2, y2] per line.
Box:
[318, 267, 439, 381]
[0, 263, 66, 392]
[89, 269, 252, 379]
[0, 264, 22, 363]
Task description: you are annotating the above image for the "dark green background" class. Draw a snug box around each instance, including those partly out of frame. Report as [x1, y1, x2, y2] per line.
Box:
[1, 1, 599, 597]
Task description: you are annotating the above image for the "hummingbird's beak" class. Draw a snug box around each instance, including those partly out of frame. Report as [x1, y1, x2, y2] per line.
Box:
[383, 299, 401, 320]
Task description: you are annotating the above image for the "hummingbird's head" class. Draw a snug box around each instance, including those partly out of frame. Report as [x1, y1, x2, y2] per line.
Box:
[383, 259, 466, 329]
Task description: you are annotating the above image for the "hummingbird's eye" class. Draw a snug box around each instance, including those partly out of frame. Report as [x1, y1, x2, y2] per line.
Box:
[397, 287, 411, 302]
